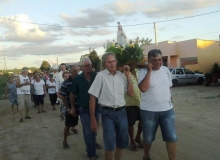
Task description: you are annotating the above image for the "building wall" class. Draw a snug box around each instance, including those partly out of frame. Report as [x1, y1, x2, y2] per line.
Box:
[196, 39, 220, 74]
[177, 39, 198, 58]
[142, 39, 220, 73]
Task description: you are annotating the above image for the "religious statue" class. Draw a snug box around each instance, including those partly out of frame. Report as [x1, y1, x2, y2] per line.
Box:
[117, 22, 127, 47]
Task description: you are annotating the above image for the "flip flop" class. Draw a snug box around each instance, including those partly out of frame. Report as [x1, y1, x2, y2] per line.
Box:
[135, 138, 143, 148]
[71, 128, 78, 134]
[130, 143, 138, 151]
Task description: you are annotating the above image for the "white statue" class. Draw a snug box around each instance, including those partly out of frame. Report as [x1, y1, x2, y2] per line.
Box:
[117, 22, 127, 47]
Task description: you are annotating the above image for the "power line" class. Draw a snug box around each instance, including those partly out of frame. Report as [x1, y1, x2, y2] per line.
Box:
[0, 10, 219, 28]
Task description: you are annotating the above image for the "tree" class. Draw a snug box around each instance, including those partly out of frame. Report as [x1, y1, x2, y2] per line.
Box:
[105, 37, 152, 68]
[80, 50, 101, 71]
[40, 60, 51, 71]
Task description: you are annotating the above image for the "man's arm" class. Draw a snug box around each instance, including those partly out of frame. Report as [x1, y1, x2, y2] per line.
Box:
[138, 63, 153, 92]
[60, 95, 68, 109]
[16, 76, 21, 87]
[89, 94, 97, 133]
[70, 93, 77, 117]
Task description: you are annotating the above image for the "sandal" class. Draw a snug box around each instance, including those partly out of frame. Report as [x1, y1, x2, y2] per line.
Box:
[135, 138, 143, 148]
[130, 143, 138, 151]
[41, 110, 46, 113]
[71, 128, 78, 134]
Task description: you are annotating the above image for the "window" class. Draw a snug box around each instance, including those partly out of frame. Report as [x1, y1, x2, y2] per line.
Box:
[184, 69, 193, 74]
[175, 69, 183, 74]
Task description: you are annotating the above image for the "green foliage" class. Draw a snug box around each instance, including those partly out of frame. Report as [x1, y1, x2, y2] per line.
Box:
[212, 63, 220, 75]
[0, 74, 9, 99]
[105, 41, 145, 67]
[80, 50, 101, 71]
[40, 60, 51, 71]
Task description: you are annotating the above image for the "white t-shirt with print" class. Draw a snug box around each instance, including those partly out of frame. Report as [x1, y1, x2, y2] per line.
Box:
[138, 66, 173, 112]
[32, 80, 45, 95]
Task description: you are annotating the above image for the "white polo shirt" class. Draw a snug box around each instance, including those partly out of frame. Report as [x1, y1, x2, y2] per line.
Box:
[88, 69, 127, 108]
[138, 66, 173, 112]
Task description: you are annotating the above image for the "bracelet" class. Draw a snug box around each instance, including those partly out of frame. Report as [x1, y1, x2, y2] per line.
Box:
[67, 108, 71, 111]
[127, 79, 132, 83]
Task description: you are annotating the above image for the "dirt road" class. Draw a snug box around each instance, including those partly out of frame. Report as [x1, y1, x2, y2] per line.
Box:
[0, 85, 220, 160]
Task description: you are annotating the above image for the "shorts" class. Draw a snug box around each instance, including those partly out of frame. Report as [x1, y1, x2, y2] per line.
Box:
[101, 107, 129, 151]
[126, 106, 141, 125]
[141, 108, 177, 144]
[17, 94, 32, 109]
[65, 108, 79, 127]
[34, 94, 44, 106]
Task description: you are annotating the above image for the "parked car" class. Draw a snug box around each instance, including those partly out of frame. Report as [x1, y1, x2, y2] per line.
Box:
[169, 68, 206, 86]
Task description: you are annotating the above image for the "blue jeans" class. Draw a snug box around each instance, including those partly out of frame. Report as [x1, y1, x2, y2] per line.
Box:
[141, 108, 177, 144]
[79, 106, 100, 158]
[101, 107, 129, 151]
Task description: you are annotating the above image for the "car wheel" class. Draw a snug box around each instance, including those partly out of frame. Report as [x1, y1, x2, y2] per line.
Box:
[197, 77, 204, 85]
[172, 79, 178, 87]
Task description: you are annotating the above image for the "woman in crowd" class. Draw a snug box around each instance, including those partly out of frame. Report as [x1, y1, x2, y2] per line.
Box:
[4, 75, 18, 115]
[46, 74, 57, 110]
[32, 72, 47, 113]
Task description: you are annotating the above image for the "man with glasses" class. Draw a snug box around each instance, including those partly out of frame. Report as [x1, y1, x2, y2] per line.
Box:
[70, 57, 100, 160]
[138, 49, 177, 160]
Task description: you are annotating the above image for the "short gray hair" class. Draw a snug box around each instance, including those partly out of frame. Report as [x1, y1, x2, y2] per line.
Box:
[81, 57, 92, 65]
[101, 52, 117, 68]
[148, 49, 162, 60]
[21, 67, 28, 73]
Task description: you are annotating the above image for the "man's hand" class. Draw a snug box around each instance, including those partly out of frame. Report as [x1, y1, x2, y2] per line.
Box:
[90, 119, 98, 134]
[24, 81, 31, 85]
[70, 108, 77, 117]
[123, 65, 131, 78]
[146, 62, 153, 71]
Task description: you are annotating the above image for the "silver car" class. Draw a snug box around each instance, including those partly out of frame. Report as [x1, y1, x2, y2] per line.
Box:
[169, 68, 206, 86]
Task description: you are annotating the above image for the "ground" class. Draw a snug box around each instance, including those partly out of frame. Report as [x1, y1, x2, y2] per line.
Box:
[0, 85, 220, 160]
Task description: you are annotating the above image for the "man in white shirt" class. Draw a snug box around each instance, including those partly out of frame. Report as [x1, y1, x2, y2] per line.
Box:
[56, 63, 67, 104]
[89, 52, 134, 160]
[138, 49, 177, 160]
[16, 67, 32, 122]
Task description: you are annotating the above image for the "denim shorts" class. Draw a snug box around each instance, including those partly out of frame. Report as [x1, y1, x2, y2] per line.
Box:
[141, 108, 177, 144]
[101, 107, 129, 151]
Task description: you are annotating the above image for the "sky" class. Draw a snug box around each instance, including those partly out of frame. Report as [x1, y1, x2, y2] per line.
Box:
[0, 0, 220, 70]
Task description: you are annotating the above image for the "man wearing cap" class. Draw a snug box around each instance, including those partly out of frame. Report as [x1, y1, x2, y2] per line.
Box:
[16, 67, 32, 122]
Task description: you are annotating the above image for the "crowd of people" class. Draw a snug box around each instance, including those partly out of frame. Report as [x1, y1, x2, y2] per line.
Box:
[4, 49, 177, 160]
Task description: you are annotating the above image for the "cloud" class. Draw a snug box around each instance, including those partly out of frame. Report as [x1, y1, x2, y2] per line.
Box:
[0, 14, 58, 42]
[61, 8, 115, 28]
[64, 28, 114, 37]
[0, 39, 106, 57]
[172, 35, 184, 39]
[105, 0, 137, 15]
[105, 0, 220, 18]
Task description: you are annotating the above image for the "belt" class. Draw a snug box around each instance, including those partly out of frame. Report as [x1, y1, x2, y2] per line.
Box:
[102, 106, 125, 111]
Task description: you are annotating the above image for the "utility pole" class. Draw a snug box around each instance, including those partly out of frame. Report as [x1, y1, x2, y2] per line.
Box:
[154, 23, 158, 49]
[0, 54, 7, 74]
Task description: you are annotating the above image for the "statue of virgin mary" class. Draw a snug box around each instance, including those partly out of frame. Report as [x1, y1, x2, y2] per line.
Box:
[117, 22, 127, 47]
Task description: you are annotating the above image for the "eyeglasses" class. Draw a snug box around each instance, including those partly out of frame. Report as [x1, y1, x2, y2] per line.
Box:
[82, 64, 91, 67]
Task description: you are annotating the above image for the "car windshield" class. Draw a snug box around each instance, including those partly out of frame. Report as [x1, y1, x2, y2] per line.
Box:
[169, 69, 173, 72]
